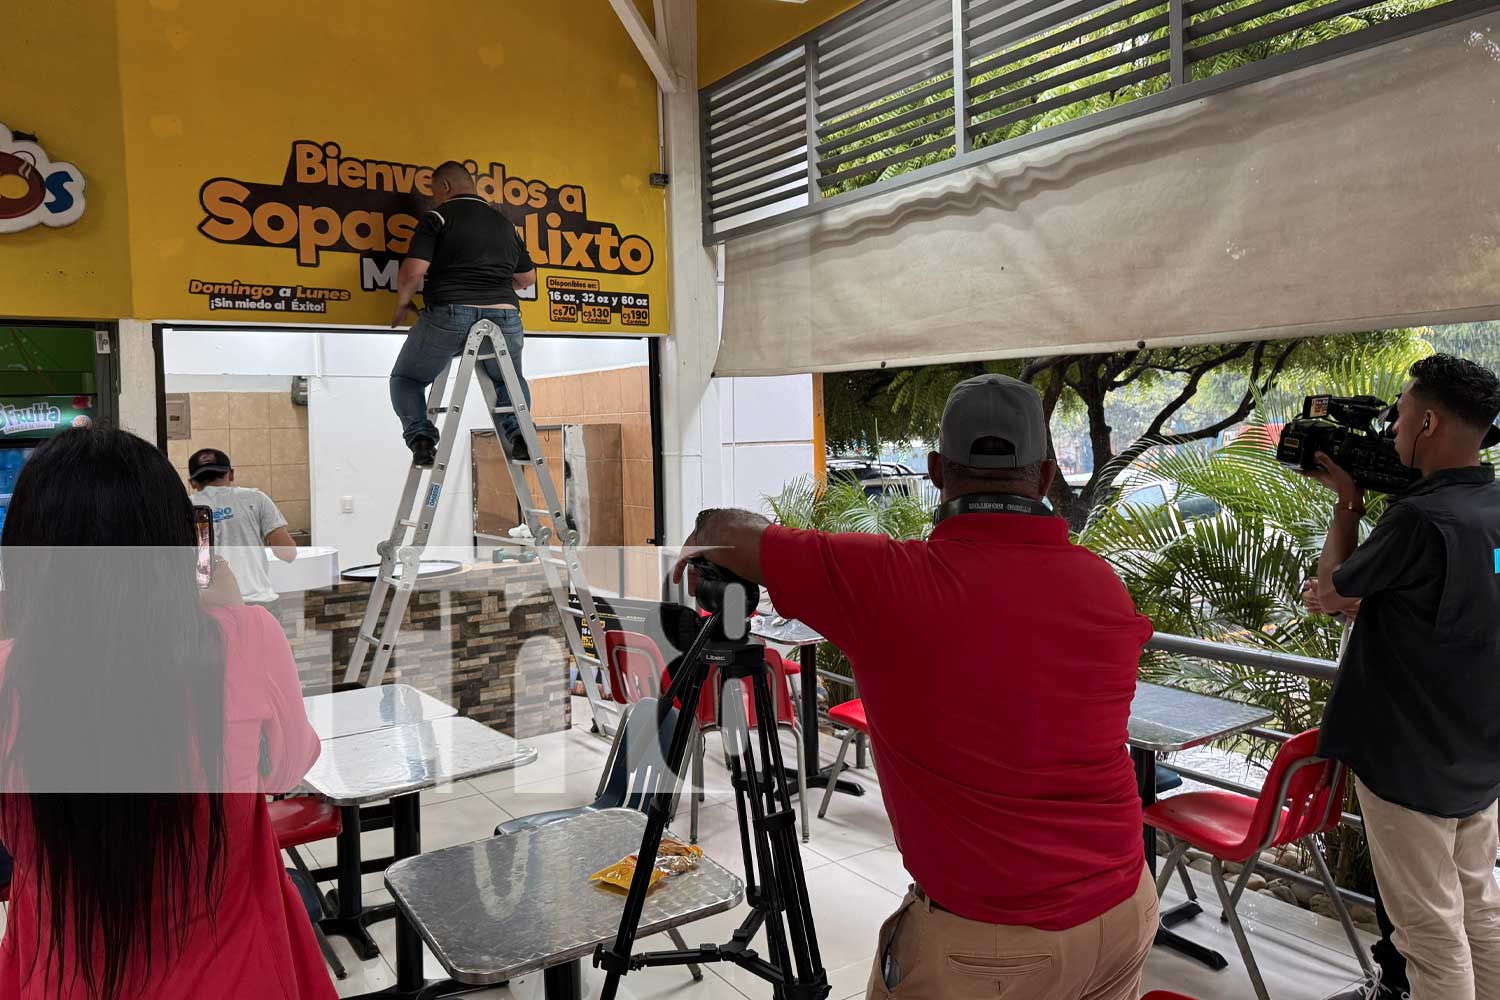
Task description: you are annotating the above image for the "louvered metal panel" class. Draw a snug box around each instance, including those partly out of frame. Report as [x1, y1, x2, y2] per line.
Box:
[700, 0, 1487, 241]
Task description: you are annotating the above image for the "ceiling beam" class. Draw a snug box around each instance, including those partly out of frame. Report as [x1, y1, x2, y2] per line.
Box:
[609, 0, 679, 92]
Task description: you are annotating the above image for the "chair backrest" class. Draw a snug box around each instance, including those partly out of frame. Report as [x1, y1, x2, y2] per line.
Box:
[596, 696, 682, 813]
[1245, 727, 1347, 852]
[604, 630, 668, 706]
[695, 648, 798, 730]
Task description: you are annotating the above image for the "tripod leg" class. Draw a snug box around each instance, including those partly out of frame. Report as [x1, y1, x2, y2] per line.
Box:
[745, 659, 824, 988]
[691, 731, 704, 843]
[596, 623, 716, 1000]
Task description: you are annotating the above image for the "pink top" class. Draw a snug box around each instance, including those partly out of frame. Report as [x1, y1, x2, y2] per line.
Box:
[0, 605, 335, 1000]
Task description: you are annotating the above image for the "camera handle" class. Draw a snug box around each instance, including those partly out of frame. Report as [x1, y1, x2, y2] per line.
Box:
[595, 610, 830, 1000]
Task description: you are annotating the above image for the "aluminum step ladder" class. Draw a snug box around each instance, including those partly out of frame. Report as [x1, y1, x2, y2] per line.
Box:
[343, 319, 619, 734]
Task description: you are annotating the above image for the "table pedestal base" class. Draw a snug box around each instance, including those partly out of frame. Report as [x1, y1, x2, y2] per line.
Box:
[319, 899, 392, 962]
[781, 764, 867, 797]
[321, 805, 389, 961]
[1154, 901, 1229, 970]
[1131, 747, 1229, 972]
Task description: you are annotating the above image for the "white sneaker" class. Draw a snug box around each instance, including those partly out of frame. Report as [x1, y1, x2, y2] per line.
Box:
[1324, 974, 1408, 1000]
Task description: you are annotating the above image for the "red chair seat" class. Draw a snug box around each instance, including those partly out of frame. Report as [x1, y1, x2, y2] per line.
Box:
[1143, 993, 1201, 1000]
[269, 797, 343, 848]
[1145, 790, 1275, 864]
[828, 699, 867, 733]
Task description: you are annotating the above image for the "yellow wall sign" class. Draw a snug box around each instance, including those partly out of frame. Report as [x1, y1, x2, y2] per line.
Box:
[4, 0, 668, 334]
[188, 139, 658, 326]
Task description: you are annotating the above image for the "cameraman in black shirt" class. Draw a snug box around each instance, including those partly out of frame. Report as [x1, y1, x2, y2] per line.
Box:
[389, 160, 538, 467]
[1309, 354, 1500, 1000]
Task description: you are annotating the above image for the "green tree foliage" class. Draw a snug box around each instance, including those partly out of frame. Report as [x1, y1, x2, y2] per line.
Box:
[825, 329, 1428, 529]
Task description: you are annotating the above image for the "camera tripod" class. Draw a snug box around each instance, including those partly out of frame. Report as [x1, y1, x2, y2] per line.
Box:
[594, 599, 830, 1000]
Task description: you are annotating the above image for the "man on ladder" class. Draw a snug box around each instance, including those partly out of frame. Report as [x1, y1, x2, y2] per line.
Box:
[356, 160, 617, 727]
[389, 160, 537, 467]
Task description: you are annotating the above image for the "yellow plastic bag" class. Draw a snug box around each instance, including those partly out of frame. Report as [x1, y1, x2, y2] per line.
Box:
[590, 839, 703, 894]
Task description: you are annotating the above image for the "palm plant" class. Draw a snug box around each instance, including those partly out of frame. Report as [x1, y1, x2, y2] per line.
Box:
[764, 475, 933, 708]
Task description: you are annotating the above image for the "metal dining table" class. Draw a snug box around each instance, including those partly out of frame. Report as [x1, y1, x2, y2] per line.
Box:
[1128, 682, 1272, 971]
[749, 614, 866, 799]
[385, 808, 744, 1000]
[302, 716, 538, 998]
[302, 682, 457, 741]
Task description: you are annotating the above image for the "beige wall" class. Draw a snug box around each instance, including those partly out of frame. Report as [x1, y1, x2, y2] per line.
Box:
[529, 365, 655, 546]
[168, 391, 311, 535]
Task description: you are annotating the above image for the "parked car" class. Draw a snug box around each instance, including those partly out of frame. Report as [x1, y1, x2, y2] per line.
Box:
[827, 457, 936, 504]
[1067, 470, 1222, 523]
[1117, 477, 1222, 522]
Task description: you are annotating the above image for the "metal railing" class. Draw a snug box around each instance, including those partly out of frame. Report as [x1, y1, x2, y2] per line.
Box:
[1143, 631, 1376, 910]
[700, 0, 1492, 242]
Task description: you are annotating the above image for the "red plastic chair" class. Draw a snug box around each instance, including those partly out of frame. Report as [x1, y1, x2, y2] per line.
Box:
[1145, 729, 1372, 1000]
[597, 630, 674, 799]
[268, 797, 346, 979]
[688, 647, 808, 843]
[604, 630, 668, 706]
[817, 699, 869, 821]
[269, 797, 343, 848]
[1142, 993, 1201, 999]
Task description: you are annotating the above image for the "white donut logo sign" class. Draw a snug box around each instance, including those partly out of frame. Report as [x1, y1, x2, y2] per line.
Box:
[0, 124, 85, 234]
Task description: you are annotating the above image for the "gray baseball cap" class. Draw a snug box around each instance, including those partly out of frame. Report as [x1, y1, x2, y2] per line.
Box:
[939, 374, 1048, 468]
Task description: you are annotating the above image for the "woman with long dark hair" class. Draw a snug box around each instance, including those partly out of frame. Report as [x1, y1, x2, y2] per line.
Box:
[0, 428, 332, 1000]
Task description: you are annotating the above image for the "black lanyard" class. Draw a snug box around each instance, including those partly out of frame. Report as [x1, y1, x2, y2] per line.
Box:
[932, 492, 1054, 524]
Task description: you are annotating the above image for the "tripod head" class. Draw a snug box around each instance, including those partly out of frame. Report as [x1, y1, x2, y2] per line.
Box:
[663, 557, 758, 647]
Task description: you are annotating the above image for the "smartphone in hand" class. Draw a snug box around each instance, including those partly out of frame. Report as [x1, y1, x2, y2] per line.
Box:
[193, 505, 214, 589]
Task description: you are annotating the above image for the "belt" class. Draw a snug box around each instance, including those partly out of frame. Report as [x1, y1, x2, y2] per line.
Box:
[912, 884, 955, 916]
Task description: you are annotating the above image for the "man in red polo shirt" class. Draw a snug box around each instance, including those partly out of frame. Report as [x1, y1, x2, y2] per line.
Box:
[675, 374, 1156, 999]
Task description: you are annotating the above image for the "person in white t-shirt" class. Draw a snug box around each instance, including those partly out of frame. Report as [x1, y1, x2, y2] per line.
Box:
[187, 447, 296, 603]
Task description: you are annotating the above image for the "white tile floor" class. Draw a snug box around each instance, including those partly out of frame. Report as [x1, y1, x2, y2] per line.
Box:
[294, 697, 1377, 1000]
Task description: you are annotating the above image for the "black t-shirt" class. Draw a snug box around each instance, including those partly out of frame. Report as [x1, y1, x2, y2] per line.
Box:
[1318, 465, 1500, 817]
[405, 195, 535, 307]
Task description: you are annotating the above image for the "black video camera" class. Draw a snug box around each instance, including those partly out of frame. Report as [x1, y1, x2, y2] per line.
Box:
[688, 557, 758, 624]
[1275, 395, 1419, 494]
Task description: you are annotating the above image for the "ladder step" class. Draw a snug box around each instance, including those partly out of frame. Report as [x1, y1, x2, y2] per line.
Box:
[428, 407, 454, 415]
[400, 519, 420, 528]
[358, 631, 381, 646]
[493, 406, 516, 415]
[525, 507, 561, 518]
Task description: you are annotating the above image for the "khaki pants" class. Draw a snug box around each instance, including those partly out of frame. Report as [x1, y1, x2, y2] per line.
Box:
[865, 867, 1157, 1000]
[1357, 778, 1500, 1000]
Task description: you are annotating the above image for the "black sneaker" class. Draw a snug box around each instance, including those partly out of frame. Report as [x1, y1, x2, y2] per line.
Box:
[410, 436, 437, 468]
[506, 433, 530, 462]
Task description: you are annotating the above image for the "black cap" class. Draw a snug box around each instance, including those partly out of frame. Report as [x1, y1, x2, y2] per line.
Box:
[188, 448, 232, 482]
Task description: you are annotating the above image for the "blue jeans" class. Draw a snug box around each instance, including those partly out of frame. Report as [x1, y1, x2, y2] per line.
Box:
[389, 304, 531, 445]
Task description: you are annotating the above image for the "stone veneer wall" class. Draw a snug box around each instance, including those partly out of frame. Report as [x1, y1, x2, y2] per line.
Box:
[268, 562, 572, 739]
